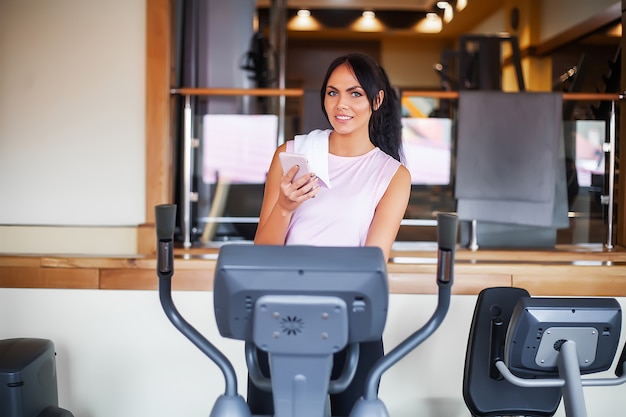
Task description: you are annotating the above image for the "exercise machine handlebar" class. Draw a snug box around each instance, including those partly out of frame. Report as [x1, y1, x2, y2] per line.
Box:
[360, 212, 458, 402]
[155, 204, 239, 397]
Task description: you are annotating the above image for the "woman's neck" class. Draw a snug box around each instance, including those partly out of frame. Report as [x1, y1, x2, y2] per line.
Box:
[328, 130, 375, 157]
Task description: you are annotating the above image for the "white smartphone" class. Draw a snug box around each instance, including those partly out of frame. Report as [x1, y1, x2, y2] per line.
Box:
[279, 152, 312, 182]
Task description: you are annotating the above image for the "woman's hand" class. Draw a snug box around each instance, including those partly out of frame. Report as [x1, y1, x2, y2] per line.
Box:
[277, 165, 320, 213]
[255, 144, 319, 245]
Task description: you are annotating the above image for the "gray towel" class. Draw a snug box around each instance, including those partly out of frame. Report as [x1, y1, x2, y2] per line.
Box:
[455, 91, 568, 228]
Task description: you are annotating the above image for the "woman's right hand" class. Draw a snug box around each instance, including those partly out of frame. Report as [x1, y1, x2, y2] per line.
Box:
[277, 165, 320, 213]
[255, 143, 318, 245]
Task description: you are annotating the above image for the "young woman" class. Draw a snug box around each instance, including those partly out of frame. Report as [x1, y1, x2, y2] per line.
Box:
[250, 52, 411, 416]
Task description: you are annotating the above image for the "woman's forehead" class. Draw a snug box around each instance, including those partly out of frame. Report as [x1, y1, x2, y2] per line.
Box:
[327, 63, 361, 88]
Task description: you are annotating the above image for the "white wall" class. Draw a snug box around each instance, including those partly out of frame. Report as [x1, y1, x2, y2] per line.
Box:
[0, 225, 138, 255]
[1, 289, 625, 417]
[0, 0, 146, 228]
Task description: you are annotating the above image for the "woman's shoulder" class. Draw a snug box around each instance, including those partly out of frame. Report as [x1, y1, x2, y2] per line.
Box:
[372, 147, 401, 165]
[371, 148, 410, 185]
[295, 129, 331, 142]
[286, 129, 330, 149]
[393, 163, 411, 183]
[293, 129, 331, 156]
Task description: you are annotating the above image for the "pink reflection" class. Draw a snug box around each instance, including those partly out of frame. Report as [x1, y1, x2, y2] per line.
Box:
[203, 115, 278, 184]
[402, 118, 452, 185]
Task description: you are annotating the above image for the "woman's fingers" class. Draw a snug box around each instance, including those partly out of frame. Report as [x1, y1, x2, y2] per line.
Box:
[281, 169, 320, 204]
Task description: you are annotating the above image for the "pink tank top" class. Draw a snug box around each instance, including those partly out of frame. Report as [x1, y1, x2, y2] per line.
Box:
[285, 133, 401, 246]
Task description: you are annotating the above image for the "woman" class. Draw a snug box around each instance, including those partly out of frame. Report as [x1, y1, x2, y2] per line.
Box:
[251, 52, 411, 416]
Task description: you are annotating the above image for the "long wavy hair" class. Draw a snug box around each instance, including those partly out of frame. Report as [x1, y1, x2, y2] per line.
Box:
[320, 53, 404, 163]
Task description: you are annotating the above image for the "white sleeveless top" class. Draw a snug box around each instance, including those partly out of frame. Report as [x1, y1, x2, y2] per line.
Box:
[285, 130, 401, 246]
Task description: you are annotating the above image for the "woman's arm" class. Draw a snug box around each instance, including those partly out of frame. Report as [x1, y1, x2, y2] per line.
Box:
[365, 164, 411, 260]
[254, 143, 320, 245]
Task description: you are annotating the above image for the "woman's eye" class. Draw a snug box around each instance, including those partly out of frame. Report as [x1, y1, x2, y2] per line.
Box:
[327, 90, 337, 97]
[351, 91, 362, 97]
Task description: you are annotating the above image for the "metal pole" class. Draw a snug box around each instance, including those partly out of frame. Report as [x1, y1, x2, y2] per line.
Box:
[270, 0, 287, 146]
[277, 0, 286, 146]
[182, 95, 193, 248]
[469, 219, 479, 251]
[558, 341, 587, 417]
[605, 100, 616, 250]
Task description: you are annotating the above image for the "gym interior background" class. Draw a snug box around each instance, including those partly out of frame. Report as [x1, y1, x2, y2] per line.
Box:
[2, 1, 626, 416]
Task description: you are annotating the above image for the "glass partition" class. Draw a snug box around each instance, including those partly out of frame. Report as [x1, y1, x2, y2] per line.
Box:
[175, 91, 618, 249]
[562, 119, 608, 245]
[199, 114, 278, 243]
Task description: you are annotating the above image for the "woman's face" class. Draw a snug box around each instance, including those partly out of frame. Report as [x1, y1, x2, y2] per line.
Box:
[323, 63, 373, 138]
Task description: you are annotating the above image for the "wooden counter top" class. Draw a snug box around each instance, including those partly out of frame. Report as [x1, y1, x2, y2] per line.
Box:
[2, 245, 626, 296]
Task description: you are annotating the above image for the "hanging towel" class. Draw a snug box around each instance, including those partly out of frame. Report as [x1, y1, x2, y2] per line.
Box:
[455, 91, 567, 228]
[292, 129, 332, 188]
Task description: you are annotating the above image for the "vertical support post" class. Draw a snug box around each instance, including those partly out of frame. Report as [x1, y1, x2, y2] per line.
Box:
[606, 100, 616, 250]
[277, 0, 286, 146]
[469, 219, 479, 251]
[182, 95, 193, 248]
[557, 340, 587, 417]
[270, 0, 287, 146]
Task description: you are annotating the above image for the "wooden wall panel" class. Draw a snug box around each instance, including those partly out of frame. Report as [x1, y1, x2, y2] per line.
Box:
[0, 267, 42, 288]
[389, 273, 512, 295]
[141, 0, 173, 255]
[41, 268, 99, 289]
[0, 267, 98, 289]
[514, 266, 626, 296]
[100, 269, 214, 291]
[2, 253, 626, 296]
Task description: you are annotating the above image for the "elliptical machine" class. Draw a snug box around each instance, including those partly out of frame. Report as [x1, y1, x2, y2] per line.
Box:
[155, 204, 458, 417]
[464, 286, 626, 417]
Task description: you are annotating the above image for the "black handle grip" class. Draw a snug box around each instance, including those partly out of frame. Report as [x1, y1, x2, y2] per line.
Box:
[155, 204, 177, 241]
[437, 212, 458, 252]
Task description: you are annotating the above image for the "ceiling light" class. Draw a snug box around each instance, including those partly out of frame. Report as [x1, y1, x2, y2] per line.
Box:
[436, 1, 449, 9]
[352, 10, 384, 32]
[362, 10, 375, 19]
[415, 13, 442, 33]
[288, 9, 321, 31]
[442, 4, 454, 23]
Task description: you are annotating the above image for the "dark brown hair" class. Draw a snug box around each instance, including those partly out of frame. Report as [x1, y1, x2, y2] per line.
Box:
[320, 53, 403, 162]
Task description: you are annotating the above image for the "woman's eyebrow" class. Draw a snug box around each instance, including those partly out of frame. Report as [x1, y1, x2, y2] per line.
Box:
[326, 84, 363, 91]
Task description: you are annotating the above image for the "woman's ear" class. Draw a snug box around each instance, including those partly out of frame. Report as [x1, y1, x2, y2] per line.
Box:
[373, 90, 384, 111]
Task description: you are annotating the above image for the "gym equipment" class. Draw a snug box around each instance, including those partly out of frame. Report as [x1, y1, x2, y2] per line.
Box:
[216, 244, 388, 417]
[155, 204, 458, 417]
[0, 338, 74, 417]
[457, 34, 525, 91]
[434, 34, 525, 93]
[464, 287, 626, 417]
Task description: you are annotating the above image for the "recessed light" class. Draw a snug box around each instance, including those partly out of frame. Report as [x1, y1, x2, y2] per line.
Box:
[297, 9, 310, 18]
[362, 10, 375, 19]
